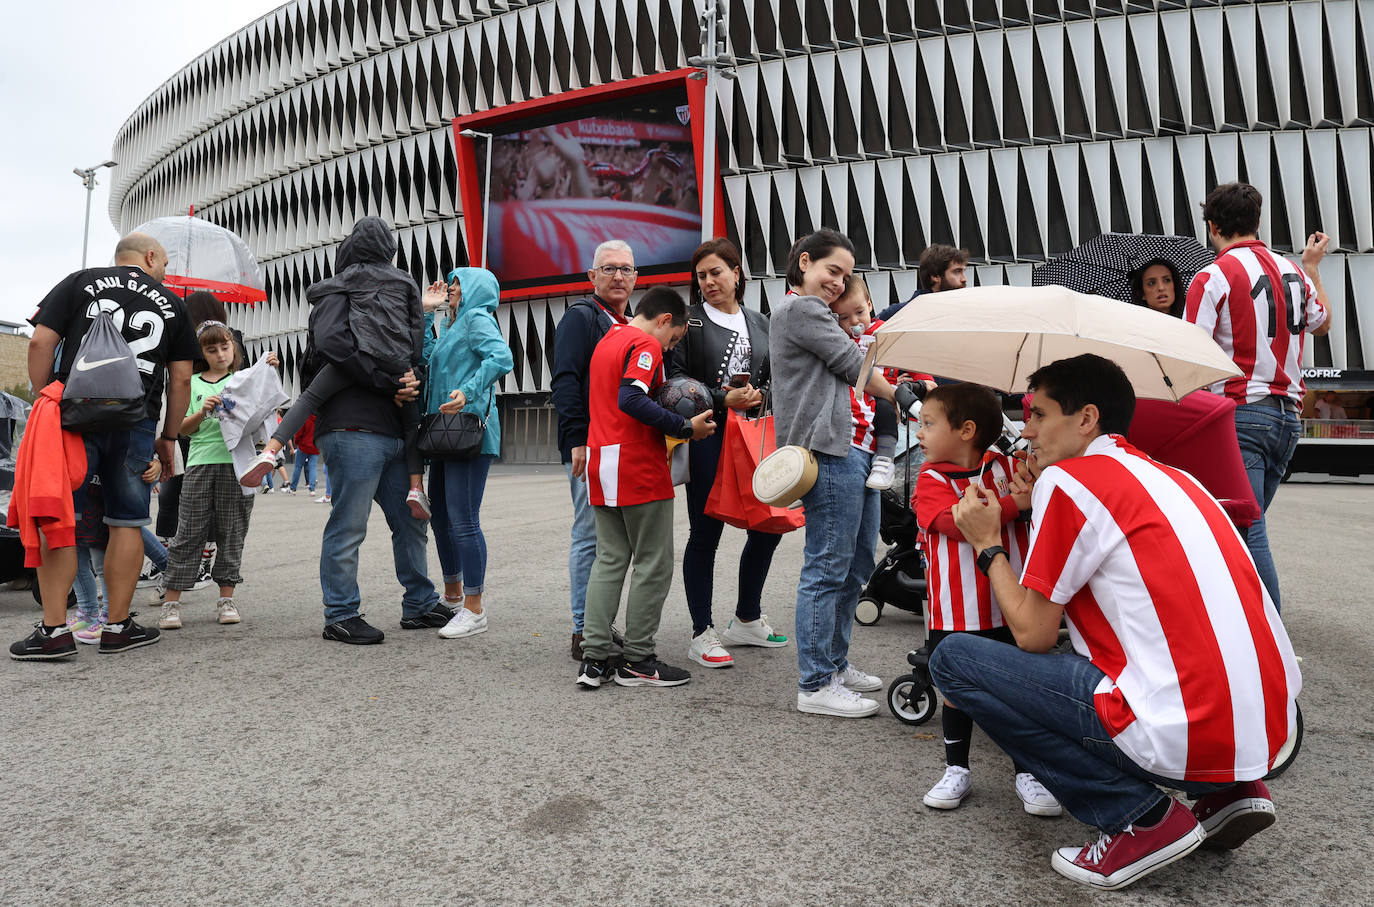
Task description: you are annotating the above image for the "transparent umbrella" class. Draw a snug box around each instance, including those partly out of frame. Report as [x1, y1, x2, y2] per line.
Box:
[863, 285, 1241, 402]
[129, 215, 266, 305]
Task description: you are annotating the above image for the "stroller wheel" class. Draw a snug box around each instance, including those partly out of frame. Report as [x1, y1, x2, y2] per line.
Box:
[888, 674, 938, 725]
[855, 598, 882, 626]
[1264, 701, 1303, 780]
[30, 581, 77, 610]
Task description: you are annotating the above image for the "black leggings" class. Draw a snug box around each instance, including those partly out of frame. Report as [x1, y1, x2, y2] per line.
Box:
[873, 397, 897, 460]
[273, 364, 422, 476]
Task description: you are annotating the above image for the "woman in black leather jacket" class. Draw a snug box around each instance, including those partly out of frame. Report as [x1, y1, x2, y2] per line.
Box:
[670, 238, 789, 670]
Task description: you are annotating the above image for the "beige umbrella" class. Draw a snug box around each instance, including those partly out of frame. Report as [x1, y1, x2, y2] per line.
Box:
[861, 284, 1242, 401]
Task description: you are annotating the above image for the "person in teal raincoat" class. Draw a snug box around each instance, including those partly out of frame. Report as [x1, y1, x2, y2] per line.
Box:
[421, 267, 514, 641]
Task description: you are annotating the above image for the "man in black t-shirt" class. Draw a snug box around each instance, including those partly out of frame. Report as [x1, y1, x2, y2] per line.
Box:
[11, 233, 195, 661]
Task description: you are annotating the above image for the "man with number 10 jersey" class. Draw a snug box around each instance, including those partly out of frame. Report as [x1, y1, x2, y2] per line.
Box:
[1185, 182, 1332, 612]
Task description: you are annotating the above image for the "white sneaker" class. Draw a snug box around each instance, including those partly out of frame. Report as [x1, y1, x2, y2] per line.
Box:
[315, 494, 331, 504]
[241, 450, 277, 487]
[1016, 772, 1063, 817]
[923, 765, 972, 809]
[688, 627, 734, 668]
[406, 488, 431, 519]
[158, 603, 182, 630]
[865, 455, 896, 490]
[796, 676, 879, 718]
[438, 608, 488, 639]
[720, 614, 788, 648]
[216, 598, 241, 624]
[838, 663, 882, 692]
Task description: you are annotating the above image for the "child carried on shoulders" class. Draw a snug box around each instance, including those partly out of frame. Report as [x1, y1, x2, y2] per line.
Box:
[240, 217, 428, 518]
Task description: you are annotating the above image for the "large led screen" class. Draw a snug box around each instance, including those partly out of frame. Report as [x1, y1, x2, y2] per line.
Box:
[471, 86, 703, 292]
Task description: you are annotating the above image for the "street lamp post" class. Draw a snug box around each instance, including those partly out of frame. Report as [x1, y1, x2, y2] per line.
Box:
[73, 160, 117, 268]
[689, 0, 734, 242]
[459, 128, 494, 269]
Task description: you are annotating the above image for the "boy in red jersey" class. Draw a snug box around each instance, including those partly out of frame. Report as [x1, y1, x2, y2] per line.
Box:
[911, 383, 1059, 817]
[576, 287, 716, 690]
[938, 354, 1300, 891]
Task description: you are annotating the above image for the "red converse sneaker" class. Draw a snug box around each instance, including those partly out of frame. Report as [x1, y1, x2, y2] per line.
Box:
[1192, 780, 1276, 850]
[1051, 799, 1204, 890]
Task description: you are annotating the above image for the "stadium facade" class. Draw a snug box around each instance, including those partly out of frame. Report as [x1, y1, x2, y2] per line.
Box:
[110, 0, 1374, 462]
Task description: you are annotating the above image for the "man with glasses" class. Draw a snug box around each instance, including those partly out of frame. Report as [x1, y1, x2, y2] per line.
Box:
[552, 240, 637, 661]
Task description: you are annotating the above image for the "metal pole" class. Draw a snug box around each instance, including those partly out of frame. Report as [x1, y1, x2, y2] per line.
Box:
[481, 133, 492, 268]
[700, 1, 718, 242]
[80, 170, 94, 269]
[74, 161, 115, 270]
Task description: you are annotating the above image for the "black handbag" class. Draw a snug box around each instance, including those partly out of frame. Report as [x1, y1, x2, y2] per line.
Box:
[417, 395, 492, 461]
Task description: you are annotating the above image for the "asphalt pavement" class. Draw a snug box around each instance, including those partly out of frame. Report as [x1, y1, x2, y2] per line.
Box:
[2, 469, 1371, 905]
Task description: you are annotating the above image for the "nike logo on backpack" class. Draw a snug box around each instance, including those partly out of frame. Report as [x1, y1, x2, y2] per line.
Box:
[74, 355, 126, 371]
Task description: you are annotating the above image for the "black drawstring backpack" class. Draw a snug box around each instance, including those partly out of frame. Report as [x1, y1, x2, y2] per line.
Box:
[60, 312, 146, 431]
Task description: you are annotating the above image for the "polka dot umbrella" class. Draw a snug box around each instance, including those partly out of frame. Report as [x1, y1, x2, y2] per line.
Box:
[1031, 232, 1215, 308]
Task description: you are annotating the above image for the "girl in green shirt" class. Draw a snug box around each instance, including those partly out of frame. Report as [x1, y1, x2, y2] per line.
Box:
[157, 322, 276, 630]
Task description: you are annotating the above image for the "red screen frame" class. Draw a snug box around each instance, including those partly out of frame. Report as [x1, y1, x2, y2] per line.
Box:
[452, 68, 726, 302]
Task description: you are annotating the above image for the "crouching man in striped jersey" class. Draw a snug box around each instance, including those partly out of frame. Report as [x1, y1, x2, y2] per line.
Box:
[933, 353, 1300, 892]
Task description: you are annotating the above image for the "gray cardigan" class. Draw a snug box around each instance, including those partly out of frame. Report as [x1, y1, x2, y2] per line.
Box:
[768, 293, 865, 458]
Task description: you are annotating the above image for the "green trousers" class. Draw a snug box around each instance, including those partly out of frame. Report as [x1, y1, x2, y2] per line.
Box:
[581, 497, 675, 663]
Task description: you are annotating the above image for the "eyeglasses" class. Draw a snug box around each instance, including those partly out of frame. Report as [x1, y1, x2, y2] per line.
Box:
[594, 265, 637, 277]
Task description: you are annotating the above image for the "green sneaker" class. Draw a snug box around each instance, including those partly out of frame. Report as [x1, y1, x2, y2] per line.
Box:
[721, 615, 789, 648]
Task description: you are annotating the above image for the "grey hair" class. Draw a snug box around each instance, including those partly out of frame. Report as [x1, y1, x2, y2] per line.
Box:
[591, 240, 633, 269]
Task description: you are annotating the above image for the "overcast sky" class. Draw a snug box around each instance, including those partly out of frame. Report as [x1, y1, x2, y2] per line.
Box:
[0, 0, 286, 331]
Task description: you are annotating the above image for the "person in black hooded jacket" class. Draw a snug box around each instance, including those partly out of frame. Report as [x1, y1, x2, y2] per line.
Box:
[281, 218, 448, 644]
[240, 217, 431, 519]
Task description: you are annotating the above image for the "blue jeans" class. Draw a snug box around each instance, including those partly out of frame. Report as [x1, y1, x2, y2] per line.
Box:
[74, 546, 107, 624]
[430, 455, 493, 592]
[683, 428, 783, 635]
[565, 463, 597, 633]
[930, 634, 1229, 833]
[317, 431, 437, 626]
[290, 453, 318, 491]
[142, 527, 167, 571]
[795, 447, 880, 691]
[1234, 403, 1301, 611]
[78, 417, 157, 526]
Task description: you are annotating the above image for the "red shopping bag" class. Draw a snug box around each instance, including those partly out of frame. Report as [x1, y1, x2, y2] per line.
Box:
[705, 411, 805, 534]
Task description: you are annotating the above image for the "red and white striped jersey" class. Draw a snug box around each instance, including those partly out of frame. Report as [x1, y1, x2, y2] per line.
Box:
[915, 451, 1030, 631]
[847, 321, 882, 452]
[1020, 434, 1301, 783]
[1185, 239, 1327, 405]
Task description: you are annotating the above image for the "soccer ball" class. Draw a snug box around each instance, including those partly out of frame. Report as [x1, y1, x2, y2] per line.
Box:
[655, 376, 714, 419]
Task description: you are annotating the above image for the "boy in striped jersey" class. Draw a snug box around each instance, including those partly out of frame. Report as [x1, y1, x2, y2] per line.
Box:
[911, 383, 1060, 817]
[936, 354, 1300, 891]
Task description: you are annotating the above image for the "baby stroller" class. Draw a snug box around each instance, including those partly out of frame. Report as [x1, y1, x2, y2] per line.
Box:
[865, 462, 940, 722]
[856, 423, 927, 629]
[849, 402, 941, 726]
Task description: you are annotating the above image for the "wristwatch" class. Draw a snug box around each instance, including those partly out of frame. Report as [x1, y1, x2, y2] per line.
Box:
[976, 545, 1008, 576]
[160, 434, 178, 442]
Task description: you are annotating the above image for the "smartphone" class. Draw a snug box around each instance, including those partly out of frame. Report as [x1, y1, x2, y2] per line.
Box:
[728, 372, 750, 388]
